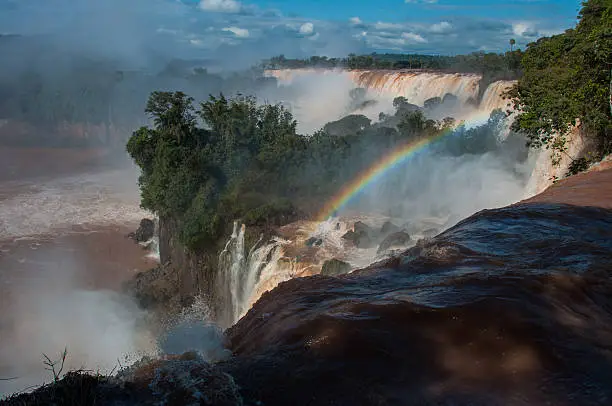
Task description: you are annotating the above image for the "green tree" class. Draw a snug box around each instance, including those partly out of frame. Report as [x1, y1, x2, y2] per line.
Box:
[509, 0, 612, 164]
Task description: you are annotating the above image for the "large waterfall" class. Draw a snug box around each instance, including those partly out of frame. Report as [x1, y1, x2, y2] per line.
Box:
[349, 70, 481, 105]
[264, 68, 515, 117]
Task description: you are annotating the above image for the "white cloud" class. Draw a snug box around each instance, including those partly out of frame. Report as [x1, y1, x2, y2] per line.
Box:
[512, 21, 537, 37]
[401, 32, 427, 43]
[374, 21, 404, 30]
[299, 22, 314, 35]
[222, 26, 249, 38]
[349, 17, 362, 25]
[199, 0, 242, 13]
[429, 21, 452, 33]
[156, 27, 178, 35]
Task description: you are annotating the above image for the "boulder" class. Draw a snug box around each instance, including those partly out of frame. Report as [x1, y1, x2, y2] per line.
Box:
[377, 231, 412, 253]
[321, 259, 352, 276]
[128, 218, 155, 243]
[342, 221, 375, 248]
[305, 237, 323, 247]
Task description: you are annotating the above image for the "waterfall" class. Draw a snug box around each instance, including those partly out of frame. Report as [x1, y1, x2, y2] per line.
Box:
[217, 223, 290, 326]
[479, 80, 516, 113]
[264, 69, 518, 127]
[217, 222, 246, 327]
[350, 70, 481, 106]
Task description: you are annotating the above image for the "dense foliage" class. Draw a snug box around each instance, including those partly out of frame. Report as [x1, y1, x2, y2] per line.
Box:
[127, 91, 518, 250]
[509, 0, 612, 163]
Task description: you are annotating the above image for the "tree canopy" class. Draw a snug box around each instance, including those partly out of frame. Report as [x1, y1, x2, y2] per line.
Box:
[509, 0, 612, 162]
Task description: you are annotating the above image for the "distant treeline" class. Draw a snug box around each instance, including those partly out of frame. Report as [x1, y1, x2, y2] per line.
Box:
[262, 51, 523, 80]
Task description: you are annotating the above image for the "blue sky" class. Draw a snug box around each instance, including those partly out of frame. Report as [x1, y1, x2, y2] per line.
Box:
[248, 0, 580, 24]
[0, 0, 583, 66]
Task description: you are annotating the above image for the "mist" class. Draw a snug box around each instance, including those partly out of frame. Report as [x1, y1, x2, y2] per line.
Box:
[0, 244, 157, 396]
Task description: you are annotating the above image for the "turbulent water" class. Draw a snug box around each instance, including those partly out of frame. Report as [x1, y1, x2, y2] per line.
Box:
[264, 69, 515, 131]
[0, 152, 159, 396]
[224, 201, 612, 405]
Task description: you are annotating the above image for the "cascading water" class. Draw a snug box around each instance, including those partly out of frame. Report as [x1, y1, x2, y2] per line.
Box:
[217, 222, 246, 327]
[217, 222, 292, 326]
[479, 80, 516, 113]
[264, 69, 516, 126]
[350, 70, 481, 106]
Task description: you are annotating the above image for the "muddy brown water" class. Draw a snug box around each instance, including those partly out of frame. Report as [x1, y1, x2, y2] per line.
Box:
[0, 147, 155, 396]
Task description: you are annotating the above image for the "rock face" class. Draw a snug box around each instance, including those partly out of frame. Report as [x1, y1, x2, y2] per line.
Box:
[128, 218, 155, 243]
[377, 231, 411, 253]
[320, 259, 351, 276]
[127, 216, 221, 319]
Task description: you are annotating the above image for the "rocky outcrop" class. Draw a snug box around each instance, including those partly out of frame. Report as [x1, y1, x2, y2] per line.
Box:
[341, 221, 374, 248]
[158, 216, 221, 313]
[3, 353, 243, 406]
[126, 216, 222, 320]
[128, 218, 155, 243]
[320, 259, 351, 276]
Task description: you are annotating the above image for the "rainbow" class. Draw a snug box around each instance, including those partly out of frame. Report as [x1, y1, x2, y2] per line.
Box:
[316, 110, 494, 221]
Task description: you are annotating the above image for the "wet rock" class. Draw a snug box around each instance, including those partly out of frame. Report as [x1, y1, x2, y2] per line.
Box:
[353, 221, 373, 236]
[380, 221, 400, 236]
[128, 218, 155, 243]
[147, 353, 243, 406]
[305, 237, 323, 247]
[125, 265, 182, 313]
[321, 259, 352, 276]
[377, 231, 411, 253]
[342, 223, 374, 249]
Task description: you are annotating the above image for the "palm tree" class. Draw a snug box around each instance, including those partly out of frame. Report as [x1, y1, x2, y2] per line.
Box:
[509, 38, 516, 52]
